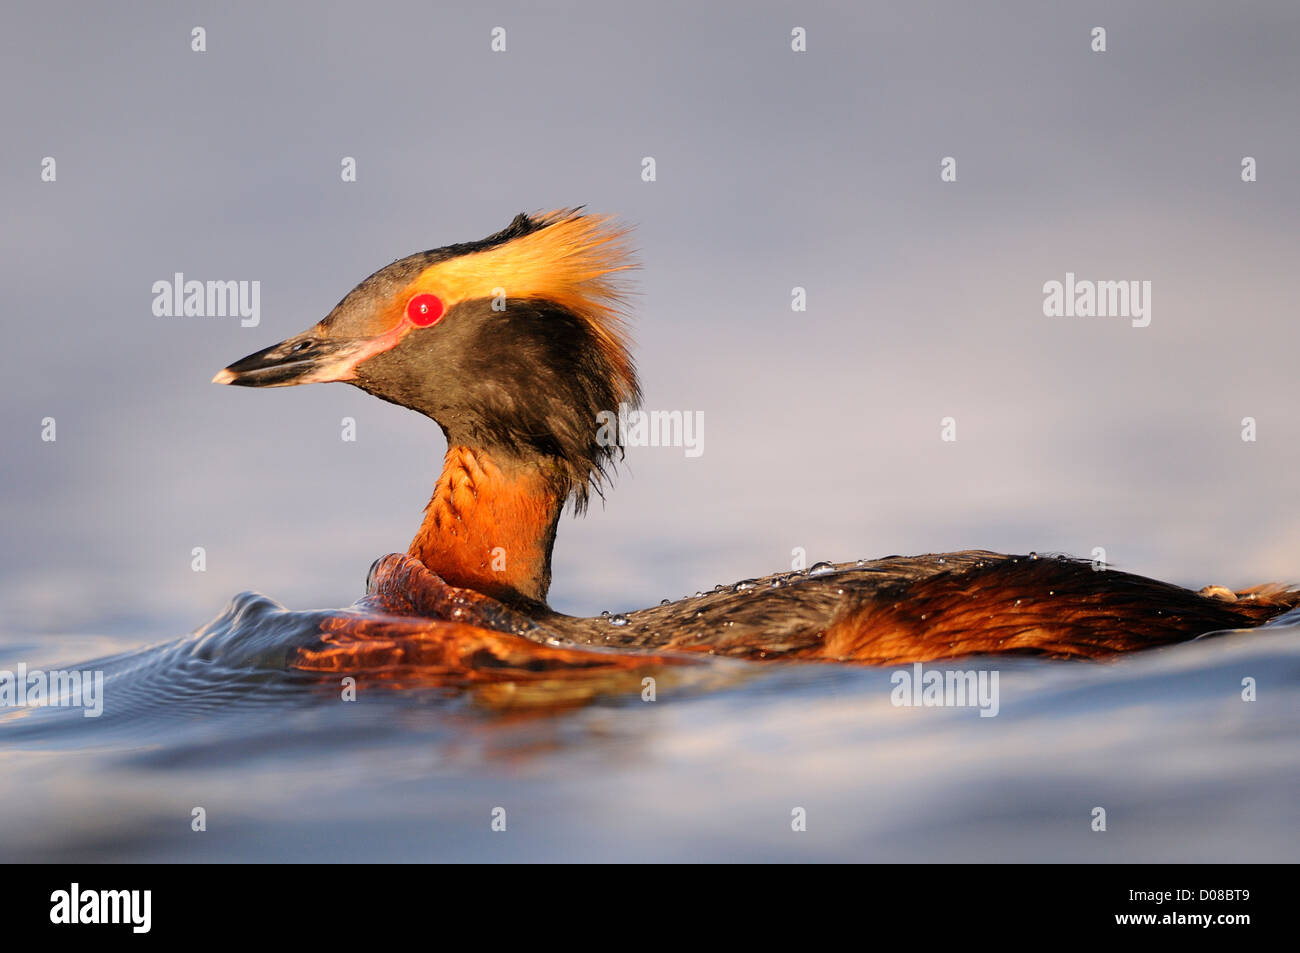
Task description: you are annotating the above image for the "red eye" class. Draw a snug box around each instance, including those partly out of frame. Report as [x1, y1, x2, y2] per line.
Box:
[405, 293, 444, 327]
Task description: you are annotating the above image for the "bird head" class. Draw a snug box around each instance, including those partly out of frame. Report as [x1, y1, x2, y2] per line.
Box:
[214, 210, 641, 507]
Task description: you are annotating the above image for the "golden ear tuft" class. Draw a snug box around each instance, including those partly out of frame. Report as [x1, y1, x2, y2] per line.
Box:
[413, 209, 639, 392]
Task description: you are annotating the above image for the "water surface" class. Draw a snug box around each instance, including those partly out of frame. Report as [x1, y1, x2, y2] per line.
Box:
[3, 575, 1296, 863]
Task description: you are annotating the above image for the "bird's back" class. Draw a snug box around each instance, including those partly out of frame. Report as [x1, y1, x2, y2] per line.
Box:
[543, 551, 1300, 663]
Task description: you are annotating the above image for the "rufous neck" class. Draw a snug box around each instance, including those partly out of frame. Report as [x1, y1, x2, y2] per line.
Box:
[408, 446, 564, 607]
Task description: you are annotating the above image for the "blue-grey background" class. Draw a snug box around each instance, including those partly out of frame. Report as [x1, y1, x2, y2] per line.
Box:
[3, 2, 1297, 632]
[1, 1, 1298, 864]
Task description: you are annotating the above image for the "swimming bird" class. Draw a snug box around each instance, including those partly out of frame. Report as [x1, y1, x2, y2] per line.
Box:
[214, 209, 1298, 666]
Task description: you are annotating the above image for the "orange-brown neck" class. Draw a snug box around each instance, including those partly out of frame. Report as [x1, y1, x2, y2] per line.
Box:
[408, 446, 565, 608]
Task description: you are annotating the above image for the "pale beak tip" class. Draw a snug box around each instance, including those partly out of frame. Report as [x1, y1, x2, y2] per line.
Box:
[211, 368, 236, 385]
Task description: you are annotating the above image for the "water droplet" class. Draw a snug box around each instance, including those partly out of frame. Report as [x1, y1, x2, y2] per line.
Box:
[600, 610, 610, 618]
[659, 598, 670, 606]
[770, 578, 783, 588]
[609, 613, 629, 626]
[855, 558, 866, 567]
[733, 579, 757, 592]
[1028, 552, 1039, 560]
[937, 557, 946, 564]
[713, 583, 724, 592]
[694, 591, 703, 598]
[809, 561, 835, 576]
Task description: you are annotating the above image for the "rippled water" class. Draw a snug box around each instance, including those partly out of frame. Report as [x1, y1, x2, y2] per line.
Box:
[2, 566, 1298, 862]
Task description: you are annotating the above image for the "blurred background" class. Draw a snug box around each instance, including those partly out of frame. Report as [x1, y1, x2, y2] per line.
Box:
[2, 0, 1297, 639]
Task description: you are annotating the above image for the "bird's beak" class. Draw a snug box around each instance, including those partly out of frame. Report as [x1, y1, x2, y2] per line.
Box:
[212, 329, 381, 387]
